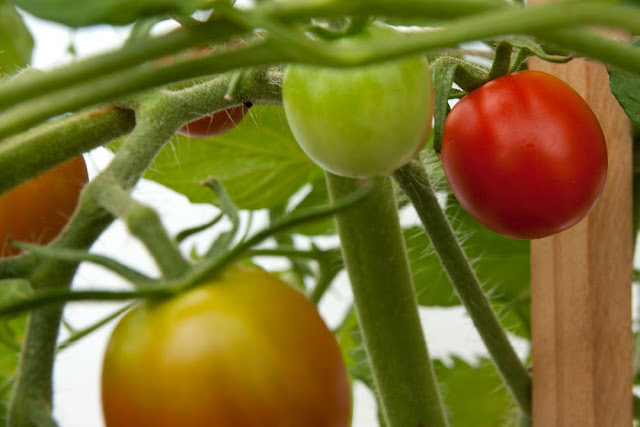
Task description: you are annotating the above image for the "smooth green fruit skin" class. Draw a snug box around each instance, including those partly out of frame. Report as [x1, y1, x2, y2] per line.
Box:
[283, 50, 433, 178]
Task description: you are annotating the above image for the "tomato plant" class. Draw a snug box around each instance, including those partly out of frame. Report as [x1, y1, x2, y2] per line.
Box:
[101, 266, 351, 427]
[178, 102, 252, 138]
[3, 3, 640, 427]
[282, 27, 434, 178]
[440, 70, 608, 240]
[0, 156, 88, 257]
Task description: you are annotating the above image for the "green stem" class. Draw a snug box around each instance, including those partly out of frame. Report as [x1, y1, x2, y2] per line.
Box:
[244, 247, 343, 304]
[0, 43, 285, 138]
[183, 183, 371, 290]
[8, 306, 62, 426]
[13, 242, 152, 285]
[0, 289, 170, 318]
[3, 2, 640, 138]
[634, 393, 640, 420]
[392, 161, 531, 416]
[91, 179, 189, 279]
[268, 207, 314, 290]
[325, 173, 448, 427]
[0, 0, 505, 113]
[0, 19, 247, 111]
[487, 41, 513, 81]
[0, 106, 135, 195]
[57, 303, 135, 351]
[539, 28, 640, 75]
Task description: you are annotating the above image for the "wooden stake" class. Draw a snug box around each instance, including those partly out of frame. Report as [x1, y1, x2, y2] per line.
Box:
[529, 47, 633, 426]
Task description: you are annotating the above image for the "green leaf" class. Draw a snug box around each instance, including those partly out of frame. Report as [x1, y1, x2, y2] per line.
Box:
[146, 106, 318, 210]
[0, 280, 30, 422]
[11, 0, 206, 27]
[434, 357, 519, 427]
[0, 0, 34, 76]
[609, 40, 640, 128]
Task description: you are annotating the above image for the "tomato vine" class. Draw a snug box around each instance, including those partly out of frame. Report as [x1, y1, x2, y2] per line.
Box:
[0, 1, 639, 426]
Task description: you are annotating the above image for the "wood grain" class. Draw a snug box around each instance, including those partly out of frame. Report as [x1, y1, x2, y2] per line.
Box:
[529, 54, 633, 426]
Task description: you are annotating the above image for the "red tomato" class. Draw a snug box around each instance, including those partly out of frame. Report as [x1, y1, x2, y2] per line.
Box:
[102, 266, 351, 427]
[0, 156, 88, 256]
[441, 70, 607, 239]
[178, 103, 251, 138]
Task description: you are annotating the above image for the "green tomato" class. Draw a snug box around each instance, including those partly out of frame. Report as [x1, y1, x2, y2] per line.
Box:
[282, 27, 434, 178]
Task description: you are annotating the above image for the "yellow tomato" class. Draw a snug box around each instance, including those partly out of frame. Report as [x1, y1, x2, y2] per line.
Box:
[102, 266, 351, 427]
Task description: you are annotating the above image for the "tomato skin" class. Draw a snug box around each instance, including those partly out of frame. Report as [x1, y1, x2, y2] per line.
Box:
[282, 27, 434, 178]
[0, 156, 88, 256]
[178, 103, 251, 138]
[102, 266, 351, 427]
[441, 70, 607, 239]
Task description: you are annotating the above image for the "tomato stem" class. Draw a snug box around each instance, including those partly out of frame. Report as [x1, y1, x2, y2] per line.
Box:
[0, 106, 135, 197]
[393, 161, 532, 416]
[3, 2, 640, 136]
[11, 242, 152, 285]
[487, 41, 513, 81]
[326, 172, 448, 427]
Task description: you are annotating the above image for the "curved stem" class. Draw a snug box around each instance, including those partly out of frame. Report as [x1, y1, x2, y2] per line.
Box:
[325, 173, 448, 427]
[392, 161, 531, 416]
[91, 179, 189, 279]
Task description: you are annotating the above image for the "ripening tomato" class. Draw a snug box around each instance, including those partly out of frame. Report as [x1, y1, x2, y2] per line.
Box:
[282, 25, 434, 178]
[102, 266, 351, 427]
[441, 70, 607, 239]
[157, 28, 251, 139]
[0, 156, 88, 256]
[178, 102, 252, 138]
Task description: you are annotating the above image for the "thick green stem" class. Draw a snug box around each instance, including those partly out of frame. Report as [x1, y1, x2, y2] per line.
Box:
[325, 173, 448, 427]
[393, 161, 531, 415]
[0, 106, 135, 196]
[7, 306, 63, 427]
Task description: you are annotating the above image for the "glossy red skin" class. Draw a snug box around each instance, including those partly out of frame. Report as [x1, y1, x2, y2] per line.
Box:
[441, 70, 607, 239]
[102, 266, 351, 427]
[0, 156, 88, 256]
[178, 104, 250, 138]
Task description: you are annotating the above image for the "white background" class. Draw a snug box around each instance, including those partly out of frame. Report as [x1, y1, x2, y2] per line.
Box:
[19, 10, 533, 427]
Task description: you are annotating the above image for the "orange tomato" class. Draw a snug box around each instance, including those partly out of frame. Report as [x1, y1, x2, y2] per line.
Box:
[0, 156, 88, 256]
[102, 266, 351, 427]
